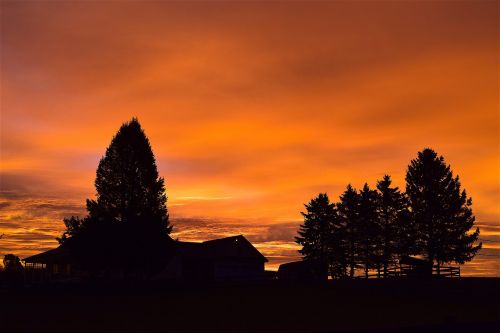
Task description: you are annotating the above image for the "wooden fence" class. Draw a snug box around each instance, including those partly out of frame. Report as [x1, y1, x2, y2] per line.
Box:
[356, 264, 460, 279]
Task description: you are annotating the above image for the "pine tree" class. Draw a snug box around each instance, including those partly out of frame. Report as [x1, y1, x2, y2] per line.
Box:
[337, 185, 361, 278]
[88, 118, 171, 233]
[376, 175, 410, 277]
[60, 118, 173, 273]
[328, 208, 349, 279]
[405, 148, 481, 273]
[357, 184, 380, 278]
[295, 193, 336, 280]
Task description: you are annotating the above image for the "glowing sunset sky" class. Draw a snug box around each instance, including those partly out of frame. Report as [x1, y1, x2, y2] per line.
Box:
[1, 1, 499, 274]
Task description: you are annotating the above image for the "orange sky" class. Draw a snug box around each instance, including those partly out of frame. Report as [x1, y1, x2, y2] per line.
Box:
[0, 1, 499, 274]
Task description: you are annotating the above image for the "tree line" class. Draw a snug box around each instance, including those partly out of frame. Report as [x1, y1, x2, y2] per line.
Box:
[295, 148, 482, 279]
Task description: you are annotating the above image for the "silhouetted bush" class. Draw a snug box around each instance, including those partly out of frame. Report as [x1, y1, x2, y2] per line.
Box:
[2, 254, 24, 286]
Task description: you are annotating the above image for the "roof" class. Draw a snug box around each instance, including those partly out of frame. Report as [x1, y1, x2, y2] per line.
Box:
[277, 259, 325, 280]
[23, 246, 73, 264]
[278, 259, 320, 272]
[177, 241, 204, 257]
[177, 235, 268, 262]
[23, 235, 267, 264]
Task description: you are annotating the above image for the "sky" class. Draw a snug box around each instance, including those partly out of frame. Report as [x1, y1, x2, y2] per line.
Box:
[0, 1, 499, 275]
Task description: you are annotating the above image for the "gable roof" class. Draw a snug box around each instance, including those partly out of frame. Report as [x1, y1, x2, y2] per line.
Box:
[23, 246, 73, 264]
[177, 235, 268, 262]
[204, 235, 267, 262]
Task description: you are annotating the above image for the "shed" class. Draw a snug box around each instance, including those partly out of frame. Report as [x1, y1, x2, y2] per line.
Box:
[277, 260, 325, 282]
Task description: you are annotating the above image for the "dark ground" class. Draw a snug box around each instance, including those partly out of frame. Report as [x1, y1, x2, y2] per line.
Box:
[1, 278, 499, 333]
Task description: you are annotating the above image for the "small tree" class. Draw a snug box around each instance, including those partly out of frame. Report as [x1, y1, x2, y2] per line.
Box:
[2, 254, 24, 285]
[405, 148, 481, 272]
[3, 254, 23, 271]
[295, 193, 336, 280]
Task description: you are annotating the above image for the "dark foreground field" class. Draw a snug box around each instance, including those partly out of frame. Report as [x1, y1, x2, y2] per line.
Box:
[1, 278, 499, 333]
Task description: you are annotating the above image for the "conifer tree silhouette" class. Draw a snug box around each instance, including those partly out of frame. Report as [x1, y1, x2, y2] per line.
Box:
[88, 118, 171, 234]
[358, 184, 380, 278]
[337, 185, 361, 278]
[295, 193, 336, 280]
[59, 118, 173, 274]
[376, 175, 411, 277]
[329, 205, 349, 279]
[405, 148, 481, 273]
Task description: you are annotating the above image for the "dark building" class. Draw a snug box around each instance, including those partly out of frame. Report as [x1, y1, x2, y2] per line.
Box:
[397, 256, 460, 278]
[155, 235, 268, 281]
[277, 260, 325, 282]
[23, 247, 76, 282]
[398, 256, 434, 277]
[23, 235, 267, 282]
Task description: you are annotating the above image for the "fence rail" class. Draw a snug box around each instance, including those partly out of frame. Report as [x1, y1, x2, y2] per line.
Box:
[432, 265, 460, 277]
[356, 264, 460, 279]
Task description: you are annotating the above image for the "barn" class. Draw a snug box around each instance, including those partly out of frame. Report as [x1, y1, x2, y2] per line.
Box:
[23, 235, 268, 282]
[277, 259, 325, 282]
[155, 235, 268, 281]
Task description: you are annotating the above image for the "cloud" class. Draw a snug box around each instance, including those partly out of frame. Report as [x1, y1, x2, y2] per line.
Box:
[0, 202, 11, 209]
[250, 223, 299, 243]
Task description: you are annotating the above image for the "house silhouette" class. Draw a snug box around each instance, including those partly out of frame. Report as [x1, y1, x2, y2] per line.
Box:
[156, 235, 268, 281]
[23, 235, 268, 282]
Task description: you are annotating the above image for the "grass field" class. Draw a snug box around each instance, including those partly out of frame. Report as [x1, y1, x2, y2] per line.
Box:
[1, 278, 499, 332]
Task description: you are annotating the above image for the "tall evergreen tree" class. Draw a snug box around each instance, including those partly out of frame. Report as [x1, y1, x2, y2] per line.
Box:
[357, 184, 380, 278]
[328, 202, 349, 279]
[405, 148, 481, 272]
[59, 118, 173, 273]
[337, 185, 361, 278]
[295, 193, 336, 280]
[376, 175, 410, 277]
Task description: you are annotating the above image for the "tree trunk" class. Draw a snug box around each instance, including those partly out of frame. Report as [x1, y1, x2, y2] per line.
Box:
[349, 239, 355, 278]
